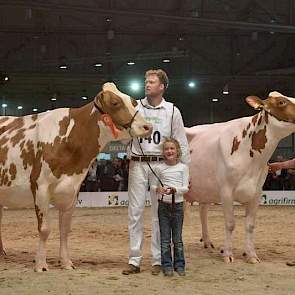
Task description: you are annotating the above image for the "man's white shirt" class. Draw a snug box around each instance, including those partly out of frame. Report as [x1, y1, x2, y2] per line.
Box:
[127, 97, 190, 164]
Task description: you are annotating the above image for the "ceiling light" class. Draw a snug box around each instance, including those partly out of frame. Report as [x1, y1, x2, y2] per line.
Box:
[127, 61, 135, 65]
[17, 106, 23, 110]
[188, 81, 196, 88]
[94, 63, 103, 67]
[163, 59, 170, 63]
[32, 108, 38, 112]
[1, 103, 7, 108]
[82, 96, 88, 100]
[4, 76, 9, 81]
[212, 98, 219, 102]
[222, 84, 229, 95]
[51, 97, 57, 101]
[59, 65, 67, 69]
[130, 81, 140, 92]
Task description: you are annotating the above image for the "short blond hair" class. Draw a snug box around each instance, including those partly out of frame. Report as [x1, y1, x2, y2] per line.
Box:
[145, 69, 169, 89]
[162, 137, 182, 159]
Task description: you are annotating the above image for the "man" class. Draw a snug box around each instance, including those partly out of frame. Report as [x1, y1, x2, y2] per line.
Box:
[122, 69, 190, 275]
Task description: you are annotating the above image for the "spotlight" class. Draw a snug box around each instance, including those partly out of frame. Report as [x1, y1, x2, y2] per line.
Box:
[212, 98, 219, 102]
[59, 65, 67, 69]
[82, 96, 88, 100]
[94, 63, 103, 67]
[17, 106, 23, 110]
[130, 81, 140, 92]
[188, 81, 196, 88]
[162, 59, 170, 63]
[32, 108, 38, 112]
[2, 103, 7, 108]
[127, 61, 135, 65]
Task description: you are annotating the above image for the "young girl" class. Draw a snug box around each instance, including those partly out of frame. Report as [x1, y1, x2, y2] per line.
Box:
[151, 138, 189, 277]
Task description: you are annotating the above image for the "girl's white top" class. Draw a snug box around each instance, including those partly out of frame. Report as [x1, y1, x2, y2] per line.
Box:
[151, 162, 189, 203]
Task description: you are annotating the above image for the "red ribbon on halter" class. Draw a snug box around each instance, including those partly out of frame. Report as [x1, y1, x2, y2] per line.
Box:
[100, 114, 120, 138]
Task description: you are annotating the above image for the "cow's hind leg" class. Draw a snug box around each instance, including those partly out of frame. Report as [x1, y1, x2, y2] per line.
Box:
[222, 198, 235, 263]
[34, 197, 51, 272]
[243, 198, 260, 264]
[0, 206, 6, 256]
[59, 205, 75, 270]
[199, 204, 214, 249]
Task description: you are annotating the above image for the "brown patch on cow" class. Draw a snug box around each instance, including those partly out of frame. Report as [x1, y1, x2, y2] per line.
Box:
[265, 112, 269, 124]
[35, 204, 43, 232]
[242, 129, 247, 138]
[246, 123, 251, 130]
[28, 124, 36, 129]
[11, 128, 26, 147]
[258, 116, 262, 125]
[250, 150, 254, 158]
[59, 116, 70, 136]
[20, 140, 25, 150]
[252, 114, 258, 126]
[5, 117, 24, 134]
[0, 117, 9, 125]
[30, 149, 42, 201]
[231, 136, 240, 155]
[20, 140, 35, 170]
[251, 126, 267, 153]
[31, 114, 38, 121]
[249, 131, 252, 138]
[42, 103, 101, 178]
[0, 136, 9, 146]
[20, 139, 43, 200]
[0, 146, 8, 165]
[9, 163, 17, 180]
[0, 168, 8, 186]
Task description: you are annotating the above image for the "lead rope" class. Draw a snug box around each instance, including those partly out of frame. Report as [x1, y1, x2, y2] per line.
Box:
[137, 138, 176, 207]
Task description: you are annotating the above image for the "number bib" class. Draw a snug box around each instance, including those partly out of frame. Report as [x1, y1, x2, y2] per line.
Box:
[130, 99, 174, 156]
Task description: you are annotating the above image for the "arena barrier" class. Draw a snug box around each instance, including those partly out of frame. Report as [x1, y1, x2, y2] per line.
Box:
[77, 191, 295, 207]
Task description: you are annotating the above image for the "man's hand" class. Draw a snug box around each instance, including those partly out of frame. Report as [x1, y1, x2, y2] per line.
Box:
[268, 162, 282, 173]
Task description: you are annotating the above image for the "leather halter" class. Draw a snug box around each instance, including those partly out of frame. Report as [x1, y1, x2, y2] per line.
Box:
[93, 101, 139, 130]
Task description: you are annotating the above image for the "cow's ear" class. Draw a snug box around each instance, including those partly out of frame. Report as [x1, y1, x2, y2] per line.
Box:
[94, 91, 105, 109]
[246, 96, 264, 110]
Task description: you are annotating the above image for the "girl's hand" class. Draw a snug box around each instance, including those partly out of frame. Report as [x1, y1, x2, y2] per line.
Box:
[156, 187, 166, 194]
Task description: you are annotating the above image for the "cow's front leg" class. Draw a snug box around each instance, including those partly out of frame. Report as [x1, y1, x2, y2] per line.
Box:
[199, 204, 214, 249]
[244, 198, 260, 264]
[222, 198, 235, 263]
[59, 205, 75, 270]
[34, 199, 50, 272]
[0, 206, 6, 256]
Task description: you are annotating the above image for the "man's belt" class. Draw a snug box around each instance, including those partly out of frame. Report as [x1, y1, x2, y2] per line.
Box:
[131, 156, 164, 162]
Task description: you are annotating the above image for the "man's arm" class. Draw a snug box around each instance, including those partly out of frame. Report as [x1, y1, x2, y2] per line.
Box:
[171, 107, 191, 164]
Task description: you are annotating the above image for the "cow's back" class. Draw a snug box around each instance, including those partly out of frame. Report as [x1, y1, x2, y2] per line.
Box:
[0, 109, 74, 208]
[185, 117, 266, 204]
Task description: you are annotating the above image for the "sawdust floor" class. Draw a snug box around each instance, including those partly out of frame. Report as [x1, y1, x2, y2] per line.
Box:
[0, 205, 295, 295]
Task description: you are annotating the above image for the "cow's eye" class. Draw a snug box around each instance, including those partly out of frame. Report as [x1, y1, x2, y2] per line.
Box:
[278, 100, 287, 107]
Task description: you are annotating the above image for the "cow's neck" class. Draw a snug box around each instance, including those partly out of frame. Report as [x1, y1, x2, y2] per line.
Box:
[242, 110, 294, 161]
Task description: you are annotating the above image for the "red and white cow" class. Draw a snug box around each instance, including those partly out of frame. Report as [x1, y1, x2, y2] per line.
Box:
[185, 91, 295, 264]
[0, 82, 152, 272]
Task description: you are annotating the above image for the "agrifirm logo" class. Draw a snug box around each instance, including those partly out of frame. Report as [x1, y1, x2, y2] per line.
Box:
[261, 193, 295, 205]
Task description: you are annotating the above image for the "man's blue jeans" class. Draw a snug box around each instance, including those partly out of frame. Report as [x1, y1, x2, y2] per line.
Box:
[158, 201, 185, 271]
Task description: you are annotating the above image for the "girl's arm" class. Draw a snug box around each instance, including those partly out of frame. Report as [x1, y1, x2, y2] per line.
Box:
[171, 165, 189, 195]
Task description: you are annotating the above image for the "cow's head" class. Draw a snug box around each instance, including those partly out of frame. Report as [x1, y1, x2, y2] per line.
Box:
[246, 91, 295, 124]
[94, 82, 152, 138]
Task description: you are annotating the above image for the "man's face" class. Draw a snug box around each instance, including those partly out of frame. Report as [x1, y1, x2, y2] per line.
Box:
[145, 74, 164, 98]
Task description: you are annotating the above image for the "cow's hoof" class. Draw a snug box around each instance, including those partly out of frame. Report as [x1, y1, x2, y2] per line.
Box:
[61, 261, 76, 270]
[286, 261, 295, 266]
[247, 257, 261, 264]
[224, 256, 234, 263]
